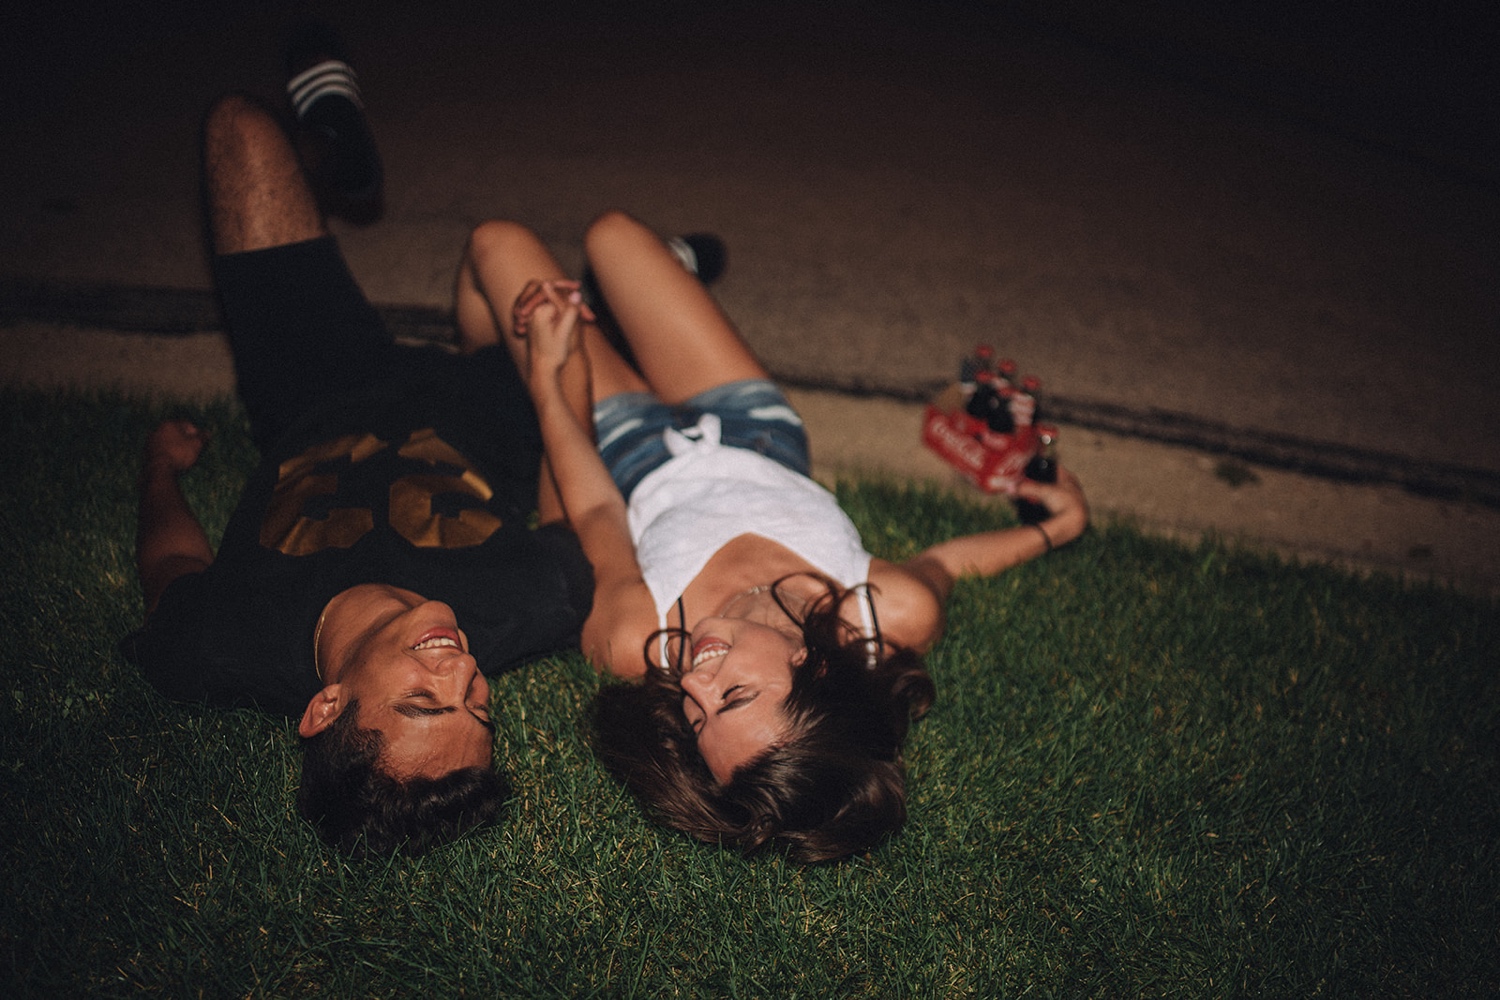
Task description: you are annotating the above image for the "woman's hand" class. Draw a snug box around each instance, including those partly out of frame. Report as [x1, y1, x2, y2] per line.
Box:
[513, 279, 596, 334]
[512, 279, 596, 383]
[1013, 465, 1089, 545]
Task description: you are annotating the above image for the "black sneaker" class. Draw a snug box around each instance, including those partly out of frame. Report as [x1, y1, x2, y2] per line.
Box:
[665, 233, 727, 286]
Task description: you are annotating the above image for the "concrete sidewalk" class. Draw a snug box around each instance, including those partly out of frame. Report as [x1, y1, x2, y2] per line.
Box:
[6, 319, 1498, 597]
[2, 2, 1497, 596]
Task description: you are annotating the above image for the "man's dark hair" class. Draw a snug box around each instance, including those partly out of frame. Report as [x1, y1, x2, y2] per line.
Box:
[593, 577, 935, 863]
[297, 698, 508, 858]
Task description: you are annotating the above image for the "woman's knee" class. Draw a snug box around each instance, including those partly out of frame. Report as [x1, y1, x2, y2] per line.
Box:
[584, 209, 651, 261]
[465, 219, 542, 267]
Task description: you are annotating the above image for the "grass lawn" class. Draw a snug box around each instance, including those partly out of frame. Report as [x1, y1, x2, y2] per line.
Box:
[1, 388, 1496, 998]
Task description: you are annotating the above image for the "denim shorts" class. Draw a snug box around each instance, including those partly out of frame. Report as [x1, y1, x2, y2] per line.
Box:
[594, 379, 810, 500]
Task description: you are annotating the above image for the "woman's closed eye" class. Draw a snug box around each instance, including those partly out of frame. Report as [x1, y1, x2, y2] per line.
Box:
[684, 687, 758, 734]
[717, 688, 757, 714]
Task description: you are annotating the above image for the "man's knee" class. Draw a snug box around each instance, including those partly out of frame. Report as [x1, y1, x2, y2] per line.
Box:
[203, 90, 322, 254]
[203, 93, 282, 156]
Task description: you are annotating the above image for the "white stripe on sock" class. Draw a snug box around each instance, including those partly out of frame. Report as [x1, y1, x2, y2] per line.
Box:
[288, 60, 363, 116]
[293, 80, 363, 116]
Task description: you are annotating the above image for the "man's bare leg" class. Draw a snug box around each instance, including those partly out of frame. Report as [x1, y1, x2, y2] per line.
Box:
[204, 94, 325, 256]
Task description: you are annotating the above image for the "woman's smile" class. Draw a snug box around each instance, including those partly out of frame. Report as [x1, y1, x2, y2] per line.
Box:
[689, 637, 730, 668]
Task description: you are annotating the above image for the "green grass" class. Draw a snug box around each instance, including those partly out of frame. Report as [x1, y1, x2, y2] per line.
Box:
[1, 387, 1496, 998]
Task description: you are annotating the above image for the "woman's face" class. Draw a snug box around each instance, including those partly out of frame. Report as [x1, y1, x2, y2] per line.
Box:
[679, 615, 803, 782]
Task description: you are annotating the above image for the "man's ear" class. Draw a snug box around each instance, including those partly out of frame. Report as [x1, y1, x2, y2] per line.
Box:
[298, 684, 347, 738]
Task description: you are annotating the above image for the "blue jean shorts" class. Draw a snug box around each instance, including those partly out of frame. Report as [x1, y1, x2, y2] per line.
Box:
[594, 379, 810, 500]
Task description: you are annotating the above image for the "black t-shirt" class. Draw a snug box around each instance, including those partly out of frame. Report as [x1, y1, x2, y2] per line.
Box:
[122, 366, 593, 717]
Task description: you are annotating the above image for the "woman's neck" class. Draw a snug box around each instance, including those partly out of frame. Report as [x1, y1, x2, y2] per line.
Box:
[715, 580, 816, 628]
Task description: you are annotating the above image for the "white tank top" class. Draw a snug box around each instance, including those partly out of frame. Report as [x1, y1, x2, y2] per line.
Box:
[627, 414, 875, 638]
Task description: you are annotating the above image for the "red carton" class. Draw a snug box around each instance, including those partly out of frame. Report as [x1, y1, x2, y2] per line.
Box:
[921, 389, 1056, 494]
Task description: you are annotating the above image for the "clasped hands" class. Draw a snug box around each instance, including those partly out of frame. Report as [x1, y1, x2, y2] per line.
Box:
[511, 279, 595, 380]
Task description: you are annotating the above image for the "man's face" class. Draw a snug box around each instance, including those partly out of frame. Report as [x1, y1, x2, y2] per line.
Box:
[302, 585, 494, 778]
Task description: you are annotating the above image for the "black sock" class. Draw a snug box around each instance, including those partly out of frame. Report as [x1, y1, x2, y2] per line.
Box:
[287, 60, 382, 202]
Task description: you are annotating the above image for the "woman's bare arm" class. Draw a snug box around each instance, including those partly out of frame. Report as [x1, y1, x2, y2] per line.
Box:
[516, 282, 659, 678]
[896, 467, 1090, 632]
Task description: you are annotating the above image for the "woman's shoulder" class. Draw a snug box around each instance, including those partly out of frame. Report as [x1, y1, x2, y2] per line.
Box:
[866, 559, 946, 652]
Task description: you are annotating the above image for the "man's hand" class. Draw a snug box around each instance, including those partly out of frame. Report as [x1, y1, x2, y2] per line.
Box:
[137, 419, 214, 616]
[145, 419, 208, 475]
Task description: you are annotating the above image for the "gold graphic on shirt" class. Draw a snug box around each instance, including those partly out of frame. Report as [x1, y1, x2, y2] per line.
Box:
[261, 429, 502, 556]
[261, 433, 385, 555]
[391, 429, 503, 548]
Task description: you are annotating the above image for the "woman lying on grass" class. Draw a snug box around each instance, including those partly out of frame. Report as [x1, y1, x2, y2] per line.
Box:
[459, 211, 1089, 861]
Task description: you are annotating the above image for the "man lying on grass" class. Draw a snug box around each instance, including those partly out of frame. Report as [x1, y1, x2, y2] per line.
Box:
[121, 36, 593, 857]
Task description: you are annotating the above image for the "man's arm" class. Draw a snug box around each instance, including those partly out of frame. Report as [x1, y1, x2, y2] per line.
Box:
[136, 420, 214, 616]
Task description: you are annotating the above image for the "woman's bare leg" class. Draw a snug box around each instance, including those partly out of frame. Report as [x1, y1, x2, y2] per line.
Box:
[455, 220, 648, 400]
[454, 219, 650, 522]
[583, 210, 767, 404]
[455, 220, 565, 356]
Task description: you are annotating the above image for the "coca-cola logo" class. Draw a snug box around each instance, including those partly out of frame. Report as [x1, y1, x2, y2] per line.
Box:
[983, 449, 1032, 491]
[925, 412, 986, 468]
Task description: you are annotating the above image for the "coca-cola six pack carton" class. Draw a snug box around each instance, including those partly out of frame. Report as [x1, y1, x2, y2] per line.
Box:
[921, 346, 1058, 495]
